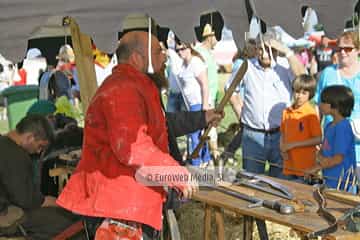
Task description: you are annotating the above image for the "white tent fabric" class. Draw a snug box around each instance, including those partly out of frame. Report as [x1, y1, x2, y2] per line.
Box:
[0, 0, 355, 62]
[271, 26, 315, 49]
[302, 7, 319, 35]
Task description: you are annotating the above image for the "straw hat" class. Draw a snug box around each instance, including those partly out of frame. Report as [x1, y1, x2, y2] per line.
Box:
[194, 11, 224, 41]
[56, 44, 75, 62]
[202, 24, 215, 37]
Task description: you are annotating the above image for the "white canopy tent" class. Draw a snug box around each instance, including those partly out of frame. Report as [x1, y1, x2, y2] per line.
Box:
[0, 0, 356, 62]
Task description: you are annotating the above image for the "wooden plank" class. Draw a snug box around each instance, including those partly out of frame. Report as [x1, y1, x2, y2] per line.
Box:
[214, 207, 225, 240]
[66, 17, 98, 113]
[49, 166, 75, 193]
[324, 189, 360, 206]
[204, 204, 211, 240]
[49, 167, 74, 177]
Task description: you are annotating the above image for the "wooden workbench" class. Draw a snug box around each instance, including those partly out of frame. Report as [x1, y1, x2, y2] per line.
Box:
[193, 178, 360, 240]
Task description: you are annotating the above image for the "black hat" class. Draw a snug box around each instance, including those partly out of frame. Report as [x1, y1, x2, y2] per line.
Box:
[157, 27, 170, 45]
[194, 11, 224, 41]
[194, 25, 202, 42]
[157, 26, 181, 49]
[259, 18, 267, 34]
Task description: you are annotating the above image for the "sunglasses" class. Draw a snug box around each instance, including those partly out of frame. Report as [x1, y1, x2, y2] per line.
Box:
[336, 46, 355, 53]
[175, 47, 187, 53]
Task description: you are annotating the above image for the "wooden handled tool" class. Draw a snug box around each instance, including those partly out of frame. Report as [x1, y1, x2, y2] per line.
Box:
[190, 60, 248, 159]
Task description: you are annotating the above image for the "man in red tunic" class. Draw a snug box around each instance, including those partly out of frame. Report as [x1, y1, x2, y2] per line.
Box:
[56, 25, 209, 238]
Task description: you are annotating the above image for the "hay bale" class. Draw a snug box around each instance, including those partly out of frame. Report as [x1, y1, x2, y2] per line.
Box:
[176, 201, 243, 240]
[176, 201, 303, 240]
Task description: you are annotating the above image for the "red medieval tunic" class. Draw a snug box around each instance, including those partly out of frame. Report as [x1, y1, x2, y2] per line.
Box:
[57, 64, 187, 230]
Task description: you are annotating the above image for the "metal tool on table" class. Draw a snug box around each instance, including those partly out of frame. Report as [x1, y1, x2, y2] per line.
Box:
[188, 167, 295, 214]
[190, 60, 248, 159]
[233, 170, 294, 200]
[205, 184, 295, 215]
[306, 184, 360, 239]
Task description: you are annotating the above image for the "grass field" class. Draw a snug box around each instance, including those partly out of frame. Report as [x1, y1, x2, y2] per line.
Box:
[213, 74, 243, 167]
[216, 73, 237, 128]
[173, 73, 243, 167]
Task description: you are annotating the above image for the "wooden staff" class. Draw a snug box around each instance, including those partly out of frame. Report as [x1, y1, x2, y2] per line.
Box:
[63, 16, 98, 113]
[190, 60, 248, 159]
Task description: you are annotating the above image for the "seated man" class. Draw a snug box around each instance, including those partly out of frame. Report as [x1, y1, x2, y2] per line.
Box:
[0, 115, 78, 239]
[26, 100, 83, 197]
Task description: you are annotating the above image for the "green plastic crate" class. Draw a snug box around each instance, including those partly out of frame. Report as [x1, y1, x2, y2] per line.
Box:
[1, 85, 39, 130]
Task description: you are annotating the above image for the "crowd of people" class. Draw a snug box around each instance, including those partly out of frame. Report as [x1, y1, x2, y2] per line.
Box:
[226, 30, 359, 189]
[0, 7, 359, 239]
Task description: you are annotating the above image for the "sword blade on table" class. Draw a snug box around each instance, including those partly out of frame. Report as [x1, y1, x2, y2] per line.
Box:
[235, 170, 294, 200]
[203, 185, 294, 215]
[233, 180, 293, 200]
[190, 60, 248, 159]
[188, 167, 294, 215]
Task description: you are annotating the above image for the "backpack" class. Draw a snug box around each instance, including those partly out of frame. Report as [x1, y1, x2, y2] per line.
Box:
[39, 70, 72, 102]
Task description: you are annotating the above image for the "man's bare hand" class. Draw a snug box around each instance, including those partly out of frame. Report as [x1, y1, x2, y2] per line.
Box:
[205, 109, 225, 127]
[181, 184, 198, 199]
[176, 179, 199, 199]
[264, 39, 291, 55]
[304, 165, 322, 181]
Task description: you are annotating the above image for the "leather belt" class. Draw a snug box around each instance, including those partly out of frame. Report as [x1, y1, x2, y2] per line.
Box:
[241, 123, 280, 135]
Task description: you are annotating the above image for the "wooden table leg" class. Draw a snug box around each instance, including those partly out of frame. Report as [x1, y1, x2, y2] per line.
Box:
[58, 174, 67, 193]
[204, 204, 212, 240]
[243, 216, 254, 240]
[214, 207, 225, 240]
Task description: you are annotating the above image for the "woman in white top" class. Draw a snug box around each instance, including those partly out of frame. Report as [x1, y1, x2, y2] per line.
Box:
[176, 42, 211, 167]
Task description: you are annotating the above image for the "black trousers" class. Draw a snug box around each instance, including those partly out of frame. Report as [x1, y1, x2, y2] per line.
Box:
[22, 207, 79, 239]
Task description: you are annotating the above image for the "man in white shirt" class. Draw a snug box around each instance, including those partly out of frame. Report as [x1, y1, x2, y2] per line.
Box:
[226, 32, 305, 178]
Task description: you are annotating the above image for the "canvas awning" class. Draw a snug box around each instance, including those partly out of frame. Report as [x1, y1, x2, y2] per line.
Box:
[0, 0, 356, 62]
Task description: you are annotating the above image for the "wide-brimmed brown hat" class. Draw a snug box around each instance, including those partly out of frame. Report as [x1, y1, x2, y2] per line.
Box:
[117, 13, 158, 40]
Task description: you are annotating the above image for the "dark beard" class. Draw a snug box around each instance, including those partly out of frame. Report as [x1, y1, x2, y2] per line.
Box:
[147, 69, 168, 90]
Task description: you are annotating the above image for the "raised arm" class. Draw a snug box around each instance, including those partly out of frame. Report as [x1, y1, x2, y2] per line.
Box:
[266, 39, 306, 76]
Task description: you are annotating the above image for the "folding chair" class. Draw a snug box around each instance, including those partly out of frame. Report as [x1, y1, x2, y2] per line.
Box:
[0, 205, 27, 239]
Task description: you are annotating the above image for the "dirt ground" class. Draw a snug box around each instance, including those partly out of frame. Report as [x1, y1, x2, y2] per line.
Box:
[177, 201, 303, 240]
